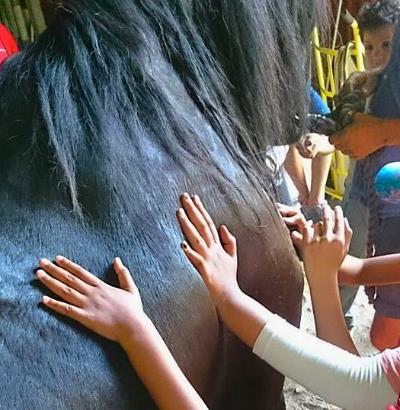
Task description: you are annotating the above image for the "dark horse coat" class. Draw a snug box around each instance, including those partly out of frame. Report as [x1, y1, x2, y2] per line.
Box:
[0, 1, 323, 409]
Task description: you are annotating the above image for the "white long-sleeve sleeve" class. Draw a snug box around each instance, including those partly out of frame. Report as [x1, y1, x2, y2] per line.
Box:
[253, 315, 397, 410]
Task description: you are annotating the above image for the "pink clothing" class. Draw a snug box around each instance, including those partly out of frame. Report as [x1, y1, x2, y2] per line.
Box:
[380, 348, 400, 394]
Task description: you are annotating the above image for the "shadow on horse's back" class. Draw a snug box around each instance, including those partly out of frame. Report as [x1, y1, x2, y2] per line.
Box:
[0, 1, 319, 408]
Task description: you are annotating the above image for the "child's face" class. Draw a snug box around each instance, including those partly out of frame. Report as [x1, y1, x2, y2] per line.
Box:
[363, 24, 396, 70]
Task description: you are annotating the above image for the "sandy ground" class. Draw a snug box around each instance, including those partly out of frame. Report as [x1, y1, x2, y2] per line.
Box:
[283, 279, 377, 409]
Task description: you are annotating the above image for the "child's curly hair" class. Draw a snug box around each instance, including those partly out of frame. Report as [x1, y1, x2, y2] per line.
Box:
[358, 0, 400, 31]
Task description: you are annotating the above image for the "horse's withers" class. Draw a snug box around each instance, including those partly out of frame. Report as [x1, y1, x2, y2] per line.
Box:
[0, 1, 311, 408]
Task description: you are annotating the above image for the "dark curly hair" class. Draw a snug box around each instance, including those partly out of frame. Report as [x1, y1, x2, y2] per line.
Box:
[358, 0, 400, 31]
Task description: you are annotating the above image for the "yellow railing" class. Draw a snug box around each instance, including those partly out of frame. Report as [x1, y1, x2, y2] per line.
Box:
[312, 13, 365, 201]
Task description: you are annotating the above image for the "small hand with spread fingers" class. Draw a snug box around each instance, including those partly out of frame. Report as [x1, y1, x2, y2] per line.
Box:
[277, 203, 308, 259]
[37, 256, 210, 410]
[277, 202, 307, 232]
[176, 193, 239, 308]
[302, 206, 353, 286]
[36, 256, 144, 344]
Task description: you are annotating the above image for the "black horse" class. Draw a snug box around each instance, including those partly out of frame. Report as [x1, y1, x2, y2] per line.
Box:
[0, 1, 324, 408]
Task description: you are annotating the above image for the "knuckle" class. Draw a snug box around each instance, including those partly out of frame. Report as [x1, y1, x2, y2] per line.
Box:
[199, 221, 208, 231]
[65, 273, 75, 283]
[63, 304, 72, 314]
[197, 259, 206, 268]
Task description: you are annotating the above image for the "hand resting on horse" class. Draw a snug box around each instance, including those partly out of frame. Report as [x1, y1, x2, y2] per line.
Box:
[279, 204, 400, 287]
[36, 256, 207, 410]
[35, 194, 400, 410]
[177, 195, 398, 408]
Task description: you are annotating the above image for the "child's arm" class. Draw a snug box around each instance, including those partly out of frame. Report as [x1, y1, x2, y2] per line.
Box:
[36, 257, 207, 410]
[176, 194, 397, 409]
[176, 194, 269, 347]
[339, 254, 400, 286]
[179, 196, 357, 354]
[283, 144, 309, 204]
[308, 153, 332, 206]
[278, 204, 400, 287]
[300, 206, 358, 354]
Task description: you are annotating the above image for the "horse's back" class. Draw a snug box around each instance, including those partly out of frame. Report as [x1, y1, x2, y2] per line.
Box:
[0, 41, 303, 410]
[0, 194, 302, 410]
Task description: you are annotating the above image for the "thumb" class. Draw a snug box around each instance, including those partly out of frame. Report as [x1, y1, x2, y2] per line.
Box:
[291, 231, 304, 260]
[276, 202, 298, 217]
[114, 257, 136, 292]
[291, 230, 303, 248]
[284, 214, 306, 231]
[219, 225, 237, 258]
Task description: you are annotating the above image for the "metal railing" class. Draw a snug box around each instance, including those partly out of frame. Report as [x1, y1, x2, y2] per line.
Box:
[312, 10, 365, 200]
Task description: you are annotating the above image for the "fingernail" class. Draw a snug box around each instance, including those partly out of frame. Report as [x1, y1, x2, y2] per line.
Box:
[193, 194, 200, 202]
[181, 242, 188, 250]
[177, 208, 184, 216]
[40, 258, 50, 266]
[42, 296, 49, 304]
[36, 270, 44, 278]
[55, 255, 64, 262]
[183, 192, 190, 199]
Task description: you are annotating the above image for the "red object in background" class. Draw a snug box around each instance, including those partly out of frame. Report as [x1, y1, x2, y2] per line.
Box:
[0, 24, 19, 68]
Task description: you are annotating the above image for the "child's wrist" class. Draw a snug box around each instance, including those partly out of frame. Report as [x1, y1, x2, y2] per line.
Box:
[119, 313, 155, 349]
[307, 270, 338, 291]
[216, 286, 244, 315]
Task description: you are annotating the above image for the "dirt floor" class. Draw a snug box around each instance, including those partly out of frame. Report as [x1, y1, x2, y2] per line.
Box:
[283, 279, 377, 409]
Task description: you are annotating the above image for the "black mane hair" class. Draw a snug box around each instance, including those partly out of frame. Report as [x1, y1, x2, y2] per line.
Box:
[0, 2, 329, 408]
[0, 0, 325, 216]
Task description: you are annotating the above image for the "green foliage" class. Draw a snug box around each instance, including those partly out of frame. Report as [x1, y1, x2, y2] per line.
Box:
[0, 0, 45, 42]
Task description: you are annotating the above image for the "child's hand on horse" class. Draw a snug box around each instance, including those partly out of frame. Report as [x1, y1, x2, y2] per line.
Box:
[302, 206, 352, 287]
[276, 203, 307, 259]
[176, 193, 239, 309]
[277, 203, 307, 232]
[36, 256, 146, 345]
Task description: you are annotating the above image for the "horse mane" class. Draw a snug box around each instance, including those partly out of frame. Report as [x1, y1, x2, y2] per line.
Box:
[0, 0, 326, 216]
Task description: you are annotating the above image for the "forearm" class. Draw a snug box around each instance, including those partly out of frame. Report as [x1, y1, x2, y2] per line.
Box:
[309, 275, 358, 355]
[338, 255, 364, 284]
[309, 154, 332, 204]
[121, 316, 207, 410]
[284, 145, 309, 201]
[218, 289, 272, 348]
[339, 254, 400, 286]
[253, 316, 396, 410]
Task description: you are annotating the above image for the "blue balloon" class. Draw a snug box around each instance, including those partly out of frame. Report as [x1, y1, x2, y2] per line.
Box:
[375, 162, 400, 203]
